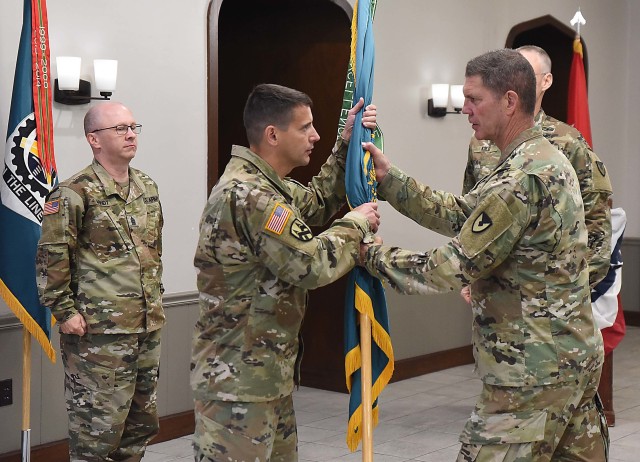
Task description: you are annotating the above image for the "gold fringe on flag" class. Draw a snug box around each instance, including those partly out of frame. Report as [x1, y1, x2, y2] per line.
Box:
[0, 279, 55, 362]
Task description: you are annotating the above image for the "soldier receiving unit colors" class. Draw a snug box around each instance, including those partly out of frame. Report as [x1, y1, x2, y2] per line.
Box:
[190, 84, 380, 461]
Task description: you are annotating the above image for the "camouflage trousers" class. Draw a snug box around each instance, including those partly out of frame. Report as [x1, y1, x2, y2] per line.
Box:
[60, 330, 162, 462]
[193, 395, 297, 461]
[457, 365, 607, 462]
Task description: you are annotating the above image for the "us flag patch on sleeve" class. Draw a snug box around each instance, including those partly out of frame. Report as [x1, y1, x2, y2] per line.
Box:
[265, 203, 292, 235]
[43, 200, 60, 215]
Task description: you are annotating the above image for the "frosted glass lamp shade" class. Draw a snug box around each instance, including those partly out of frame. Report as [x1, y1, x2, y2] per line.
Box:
[94, 59, 118, 92]
[450, 85, 465, 110]
[56, 56, 81, 91]
[431, 84, 449, 108]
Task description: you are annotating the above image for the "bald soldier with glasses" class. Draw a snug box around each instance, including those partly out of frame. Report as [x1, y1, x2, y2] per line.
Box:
[37, 102, 165, 462]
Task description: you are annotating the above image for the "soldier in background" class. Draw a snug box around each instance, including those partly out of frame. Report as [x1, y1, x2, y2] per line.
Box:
[360, 49, 607, 460]
[37, 102, 164, 462]
[191, 84, 380, 461]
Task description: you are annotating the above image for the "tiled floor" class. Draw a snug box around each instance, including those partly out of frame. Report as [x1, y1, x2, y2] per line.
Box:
[143, 326, 640, 461]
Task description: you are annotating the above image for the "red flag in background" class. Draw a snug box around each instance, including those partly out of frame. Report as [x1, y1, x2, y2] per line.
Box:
[567, 37, 593, 147]
[570, 36, 627, 352]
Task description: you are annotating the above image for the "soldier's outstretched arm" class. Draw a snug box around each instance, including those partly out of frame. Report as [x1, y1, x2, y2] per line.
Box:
[361, 186, 528, 296]
[254, 199, 375, 290]
[362, 141, 473, 238]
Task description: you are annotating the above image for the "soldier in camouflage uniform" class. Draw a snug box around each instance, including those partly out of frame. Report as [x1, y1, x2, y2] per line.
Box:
[361, 50, 607, 461]
[37, 102, 164, 462]
[462, 45, 612, 289]
[191, 84, 380, 461]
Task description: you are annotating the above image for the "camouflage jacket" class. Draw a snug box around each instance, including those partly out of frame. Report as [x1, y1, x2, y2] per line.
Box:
[37, 160, 164, 334]
[366, 126, 603, 387]
[191, 142, 370, 402]
[462, 110, 613, 287]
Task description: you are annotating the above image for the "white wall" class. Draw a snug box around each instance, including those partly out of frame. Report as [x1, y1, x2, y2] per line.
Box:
[1, 0, 210, 297]
[1, 0, 637, 301]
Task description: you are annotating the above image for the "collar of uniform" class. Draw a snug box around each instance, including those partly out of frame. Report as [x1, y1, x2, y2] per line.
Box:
[534, 109, 547, 127]
[501, 125, 544, 160]
[230, 145, 293, 200]
[91, 159, 145, 202]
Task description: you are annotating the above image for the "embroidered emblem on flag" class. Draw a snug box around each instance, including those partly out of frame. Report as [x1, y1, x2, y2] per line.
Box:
[265, 203, 292, 235]
[43, 200, 59, 215]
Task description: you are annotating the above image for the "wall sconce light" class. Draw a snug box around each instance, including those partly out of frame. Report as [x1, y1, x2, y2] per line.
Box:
[54, 57, 118, 105]
[427, 84, 465, 117]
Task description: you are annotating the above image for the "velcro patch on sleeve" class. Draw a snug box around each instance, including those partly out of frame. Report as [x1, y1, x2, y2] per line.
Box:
[290, 218, 313, 241]
[591, 157, 612, 192]
[43, 200, 60, 215]
[459, 193, 513, 258]
[264, 202, 292, 235]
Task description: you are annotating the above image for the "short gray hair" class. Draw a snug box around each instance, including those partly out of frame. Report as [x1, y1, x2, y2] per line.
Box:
[465, 49, 536, 116]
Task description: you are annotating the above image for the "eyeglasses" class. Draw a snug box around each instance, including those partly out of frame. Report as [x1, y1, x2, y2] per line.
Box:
[91, 123, 142, 135]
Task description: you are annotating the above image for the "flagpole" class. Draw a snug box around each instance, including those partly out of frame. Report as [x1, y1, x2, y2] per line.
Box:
[359, 312, 374, 461]
[21, 327, 31, 462]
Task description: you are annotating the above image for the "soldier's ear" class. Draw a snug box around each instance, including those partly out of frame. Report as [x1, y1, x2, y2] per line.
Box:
[265, 125, 278, 146]
[504, 90, 518, 114]
[86, 132, 100, 149]
[541, 72, 553, 92]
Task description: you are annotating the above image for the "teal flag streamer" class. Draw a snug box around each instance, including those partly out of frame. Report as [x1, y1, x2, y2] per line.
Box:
[1, 0, 57, 362]
[342, 0, 394, 452]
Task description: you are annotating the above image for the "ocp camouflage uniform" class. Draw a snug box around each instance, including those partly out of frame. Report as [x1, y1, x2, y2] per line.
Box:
[364, 126, 606, 461]
[37, 160, 164, 462]
[462, 110, 613, 287]
[192, 141, 370, 462]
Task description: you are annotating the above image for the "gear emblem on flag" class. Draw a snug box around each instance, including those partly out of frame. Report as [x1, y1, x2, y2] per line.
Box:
[2, 113, 55, 223]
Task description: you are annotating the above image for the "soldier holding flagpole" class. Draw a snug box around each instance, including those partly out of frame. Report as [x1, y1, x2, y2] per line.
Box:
[191, 84, 379, 461]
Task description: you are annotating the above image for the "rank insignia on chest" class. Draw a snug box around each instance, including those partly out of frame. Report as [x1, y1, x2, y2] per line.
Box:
[290, 218, 313, 241]
[472, 211, 492, 233]
[265, 203, 292, 235]
[43, 200, 60, 215]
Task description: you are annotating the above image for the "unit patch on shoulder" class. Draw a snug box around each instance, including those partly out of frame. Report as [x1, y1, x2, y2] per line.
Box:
[290, 218, 313, 241]
[472, 212, 492, 233]
[596, 161, 607, 177]
[264, 203, 292, 235]
[43, 200, 60, 215]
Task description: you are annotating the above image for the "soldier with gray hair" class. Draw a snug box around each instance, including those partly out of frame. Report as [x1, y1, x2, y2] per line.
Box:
[461, 45, 612, 295]
[191, 83, 380, 461]
[360, 49, 607, 460]
[37, 101, 164, 461]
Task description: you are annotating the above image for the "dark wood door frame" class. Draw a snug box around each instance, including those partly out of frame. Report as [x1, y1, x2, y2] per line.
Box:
[206, 0, 353, 191]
